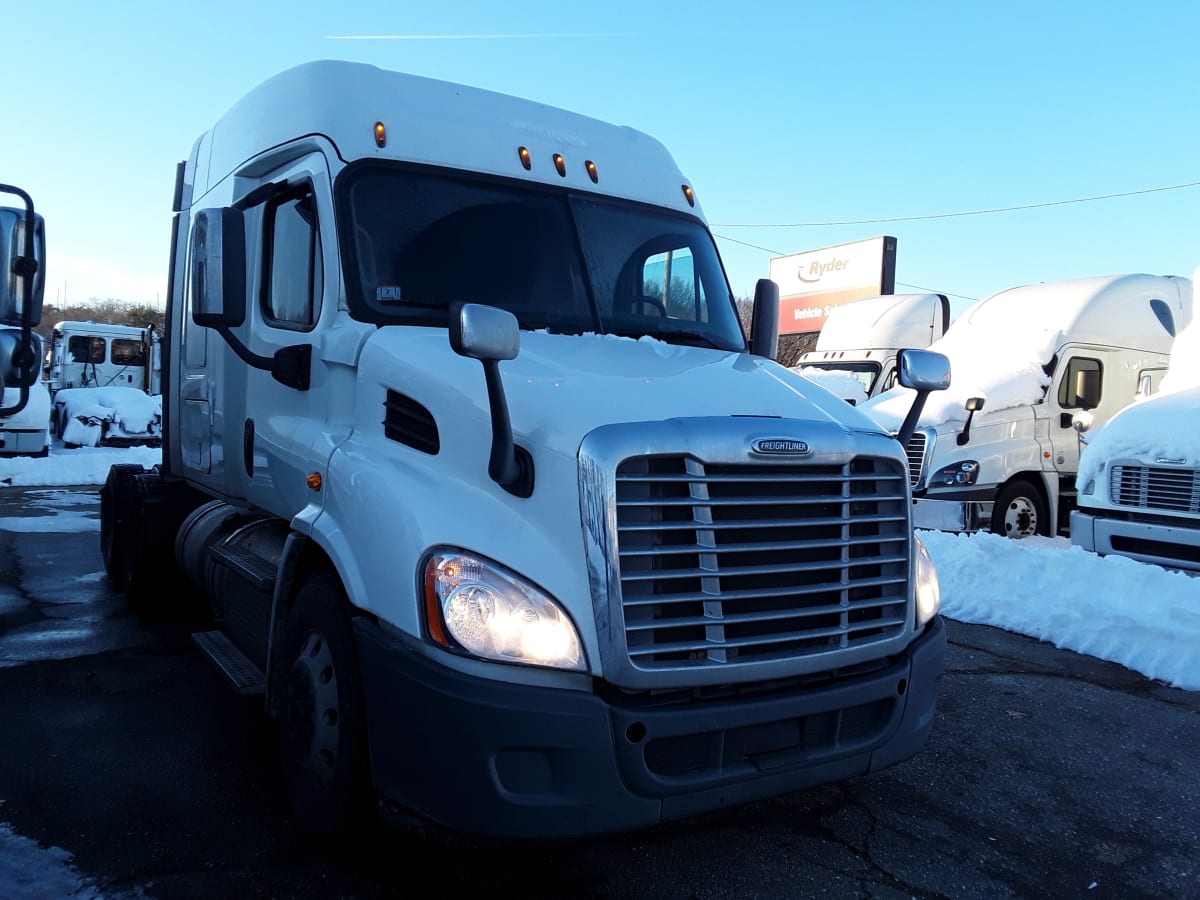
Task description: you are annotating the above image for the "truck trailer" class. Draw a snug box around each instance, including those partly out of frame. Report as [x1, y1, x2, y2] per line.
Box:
[864, 273, 1191, 538]
[80, 62, 950, 839]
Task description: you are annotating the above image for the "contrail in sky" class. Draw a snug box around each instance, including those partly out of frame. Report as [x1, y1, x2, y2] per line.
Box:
[325, 33, 642, 40]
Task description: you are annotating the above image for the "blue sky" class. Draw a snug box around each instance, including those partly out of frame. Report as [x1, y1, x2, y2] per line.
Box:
[5, 1, 1199, 317]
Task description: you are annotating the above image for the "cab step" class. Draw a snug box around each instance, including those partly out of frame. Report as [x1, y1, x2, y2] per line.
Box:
[192, 630, 267, 695]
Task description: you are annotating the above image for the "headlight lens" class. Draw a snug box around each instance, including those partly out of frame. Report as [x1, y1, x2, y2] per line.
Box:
[932, 460, 979, 486]
[424, 551, 584, 671]
[914, 533, 941, 626]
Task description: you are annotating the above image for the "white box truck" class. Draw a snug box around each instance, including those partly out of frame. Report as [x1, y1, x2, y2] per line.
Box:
[1072, 286, 1200, 570]
[33, 62, 951, 839]
[864, 274, 1191, 538]
[793, 292, 950, 404]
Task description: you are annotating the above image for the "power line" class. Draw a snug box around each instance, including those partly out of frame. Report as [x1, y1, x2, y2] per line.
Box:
[711, 180, 1200, 228]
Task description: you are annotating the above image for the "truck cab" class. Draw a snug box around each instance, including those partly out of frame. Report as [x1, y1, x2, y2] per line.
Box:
[1072, 283, 1200, 570]
[864, 274, 1191, 538]
[794, 292, 950, 403]
[90, 62, 950, 840]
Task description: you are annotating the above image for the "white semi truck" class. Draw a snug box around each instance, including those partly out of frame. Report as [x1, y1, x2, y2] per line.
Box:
[71, 62, 949, 839]
[865, 273, 1192, 538]
[794, 292, 950, 404]
[1071, 288, 1200, 570]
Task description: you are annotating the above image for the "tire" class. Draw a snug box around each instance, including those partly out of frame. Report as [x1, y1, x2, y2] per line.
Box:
[278, 571, 372, 836]
[991, 480, 1049, 539]
[100, 464, 147, 589]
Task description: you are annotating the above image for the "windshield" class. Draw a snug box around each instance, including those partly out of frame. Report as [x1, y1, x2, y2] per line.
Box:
[336, 163, 746, 351]
[801, 361, 882, 394]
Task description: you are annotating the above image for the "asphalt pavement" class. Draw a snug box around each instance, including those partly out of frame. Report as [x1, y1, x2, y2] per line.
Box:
[0, 484, 1197, 899]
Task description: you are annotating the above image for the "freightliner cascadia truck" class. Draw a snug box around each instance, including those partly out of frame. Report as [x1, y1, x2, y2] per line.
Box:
[83, 62, 951, 839]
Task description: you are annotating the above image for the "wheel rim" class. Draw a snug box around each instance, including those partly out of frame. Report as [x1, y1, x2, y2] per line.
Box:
[285, 630, 341, 785]
[1002, 496, 1038, 538]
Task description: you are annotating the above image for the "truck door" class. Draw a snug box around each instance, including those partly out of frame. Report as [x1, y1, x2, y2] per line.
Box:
[236, 152, 336, 516]
[1046, 350, 1125, 474]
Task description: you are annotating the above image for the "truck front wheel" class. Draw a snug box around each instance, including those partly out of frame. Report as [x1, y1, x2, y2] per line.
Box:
[992, 480, 1049, 539]
[279, 571, 372, 836]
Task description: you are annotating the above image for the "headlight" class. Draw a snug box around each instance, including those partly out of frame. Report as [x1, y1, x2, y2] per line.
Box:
[423, 550, 584, 671]
[931, 460, 979, 487]
[1079, 478, 1096, 497]
[914, 533, 941, 626]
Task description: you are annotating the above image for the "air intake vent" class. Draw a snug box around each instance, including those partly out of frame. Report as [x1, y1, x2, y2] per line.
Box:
[384, 390, 440, 455]
[904, 431, 927, 487]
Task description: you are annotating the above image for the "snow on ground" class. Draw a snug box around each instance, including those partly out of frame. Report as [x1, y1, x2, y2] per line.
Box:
[0, 816, 102, 900]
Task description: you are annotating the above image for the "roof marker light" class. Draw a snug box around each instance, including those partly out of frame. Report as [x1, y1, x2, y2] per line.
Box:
[585, 160, 598, 183]
[374, 121, 387, 148]
[518, 146, 532, 170]
[682, 184, 695, 207]
[553, 154, 566, 177]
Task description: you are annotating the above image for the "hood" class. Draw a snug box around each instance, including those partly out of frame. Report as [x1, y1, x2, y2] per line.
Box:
[1078, 386, 1200, 488]
[360, 328, 890, 459]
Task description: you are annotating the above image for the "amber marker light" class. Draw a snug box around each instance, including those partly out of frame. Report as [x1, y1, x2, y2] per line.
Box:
[374, 121, 387, 148]
[423, 558, 452, 648]
[553, 153, 566, 177]
[518, 146, 532, 170]
[585, 160, 598, 183]
[681, 184, 695, 207]
[306, 472, 323, 491]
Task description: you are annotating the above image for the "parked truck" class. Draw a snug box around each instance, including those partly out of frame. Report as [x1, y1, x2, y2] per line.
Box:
[794, 292, 950, 404]
[0, 186, 49, 455]
[1071, 282, 1200, 570]
[864, 273, 1192, 538]
[45, 320, 162, 446]
[67, 62, 950, 839]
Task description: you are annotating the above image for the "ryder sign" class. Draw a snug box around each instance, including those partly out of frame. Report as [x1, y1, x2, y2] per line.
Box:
[769, 236, 897, 335]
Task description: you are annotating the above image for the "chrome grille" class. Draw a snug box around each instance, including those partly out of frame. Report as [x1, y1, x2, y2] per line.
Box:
[1110, 465, 1200, 514]
[904, 432, 927, 487]
[614, 455, 910, 672]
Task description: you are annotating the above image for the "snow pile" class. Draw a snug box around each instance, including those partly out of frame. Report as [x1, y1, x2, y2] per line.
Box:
[921, 529, 1200, 691]
[0, 445, 161, 486]
[0, 818, 99, 899]
[790, 367, 869, 405]
[862, 317, 1057, 428]
[56, 388, 161, 448]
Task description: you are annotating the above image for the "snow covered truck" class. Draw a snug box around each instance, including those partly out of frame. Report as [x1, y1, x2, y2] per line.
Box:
[1072, 279, 1200, 571]
[88, 62, 950, 839]
[864, 273, 1191, 539]
[0, 186, 48, 455]
[793, 292, 950, 404]
[46, 320, 162, 447]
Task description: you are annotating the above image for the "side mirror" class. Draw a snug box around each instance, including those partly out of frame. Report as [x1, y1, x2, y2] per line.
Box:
[0, 205, 45, 327]
[895, 349, 951, 447]
[449, 302, 519, 362]
[1071, 410, 1095, 434]
[449, 303, 531, 496]
[190, 208, 246, 327]
[957, 395, 986, 446]
[748, 278, 779, 360]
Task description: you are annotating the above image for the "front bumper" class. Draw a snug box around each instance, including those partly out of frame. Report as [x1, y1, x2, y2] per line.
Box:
[1071, 508, 1200, 572]
[912, 494, 993, 533]
[354, 616, 946, 840]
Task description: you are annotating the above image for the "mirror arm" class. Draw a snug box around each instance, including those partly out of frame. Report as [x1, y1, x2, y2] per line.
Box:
[897, 390, 931, 448]
[214, 326, 311, 391]
[956, 409, 977, 446]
